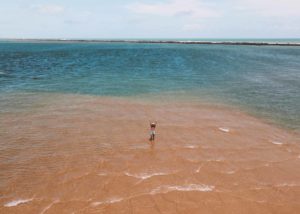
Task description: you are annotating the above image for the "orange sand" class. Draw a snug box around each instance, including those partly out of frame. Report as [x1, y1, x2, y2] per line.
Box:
[0, 93, 299, 214]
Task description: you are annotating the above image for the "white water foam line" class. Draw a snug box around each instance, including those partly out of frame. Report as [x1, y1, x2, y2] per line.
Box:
[4, 198, 33, 207]
[224, 170, 236, 174]
[207, 158, 225, 162]
[275, 183, 298, 187]
[97, 172, 108, 176]
[150, 184, 215, 195]
[124, 172, 169, 180]
[40, 199, 60, 214]
[184, 145, 198, 149]
[219, 127, 230, 133]
[271, 141, 283, 145]
[195, 164, 204, 173]
[91, 197, 123, 207]
[90, 183, 215, 207]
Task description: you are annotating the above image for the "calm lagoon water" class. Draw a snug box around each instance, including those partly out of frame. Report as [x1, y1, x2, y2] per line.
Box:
[0, 41, 299, 129]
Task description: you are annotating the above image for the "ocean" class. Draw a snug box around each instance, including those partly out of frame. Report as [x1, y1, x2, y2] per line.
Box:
[0, 41, 299, 129]
[0, 41, 300, 213]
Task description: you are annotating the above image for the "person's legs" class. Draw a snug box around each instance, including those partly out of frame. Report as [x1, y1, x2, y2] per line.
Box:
[149, 132, 155, 141]
[151, 134, 154, 141]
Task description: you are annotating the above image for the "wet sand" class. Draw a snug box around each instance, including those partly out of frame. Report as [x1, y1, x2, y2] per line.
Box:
[0, 93, 300, 214]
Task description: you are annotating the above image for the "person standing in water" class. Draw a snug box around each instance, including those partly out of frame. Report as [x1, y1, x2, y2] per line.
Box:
[149, 121, 157, 142]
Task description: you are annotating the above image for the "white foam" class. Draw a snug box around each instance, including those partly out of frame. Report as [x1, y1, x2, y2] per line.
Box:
[91, 201, 103, 206]
[224, 170, 236, 174]
[207, 158, 224, 162]
[0, 71, 5, 75]
[252, 187, 265, 190]
[271, 141, 283, 145]
[4, 198, 33, 207]
[91, 197, 123, 207]
[124, 172, 168, 180]
[184, 145, 198, 149]
[108, 197, 123, 203]
[150, 184, 214, 195]
[219, 127, 230, 133]
[97, 172, 107, 176]
[40, 199, 59, 214]
[275, 183, 297, 187]
[195, 164, 203, 173]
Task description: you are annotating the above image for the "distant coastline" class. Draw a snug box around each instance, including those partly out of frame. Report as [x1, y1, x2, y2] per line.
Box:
[2, 39, 300, 46]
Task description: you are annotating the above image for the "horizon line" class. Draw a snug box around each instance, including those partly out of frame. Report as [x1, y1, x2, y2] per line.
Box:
[1, 38, 300, 46]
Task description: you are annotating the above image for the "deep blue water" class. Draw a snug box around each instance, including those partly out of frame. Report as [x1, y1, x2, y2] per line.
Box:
[0, 42, 299, 129]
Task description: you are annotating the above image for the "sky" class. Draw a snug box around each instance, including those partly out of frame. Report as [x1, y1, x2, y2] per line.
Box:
[0, 0, 300, 39]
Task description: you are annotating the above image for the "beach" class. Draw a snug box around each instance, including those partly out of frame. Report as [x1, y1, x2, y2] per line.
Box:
[0, 0, 300, 211]
[1, 93, 299, 213]
[0, 41, 300, 213]
[1, 0, 300, 212]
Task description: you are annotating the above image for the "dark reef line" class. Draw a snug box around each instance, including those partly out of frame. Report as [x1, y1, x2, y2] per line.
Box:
[2, 39, 300, 46]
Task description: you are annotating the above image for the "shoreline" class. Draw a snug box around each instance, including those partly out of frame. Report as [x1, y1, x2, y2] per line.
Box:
[1, 39, 300, 46]
[1, 91, 299, 140]
[1, 91, 299, 134]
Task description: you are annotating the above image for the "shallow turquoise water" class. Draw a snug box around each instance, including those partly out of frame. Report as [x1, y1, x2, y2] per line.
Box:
[0, 42, 299, 129]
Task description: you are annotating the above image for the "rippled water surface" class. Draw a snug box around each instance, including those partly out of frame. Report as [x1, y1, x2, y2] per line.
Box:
[1, 42, 300, 213]
[1, 94, 299, 213]
[0, 42, 299, 129]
